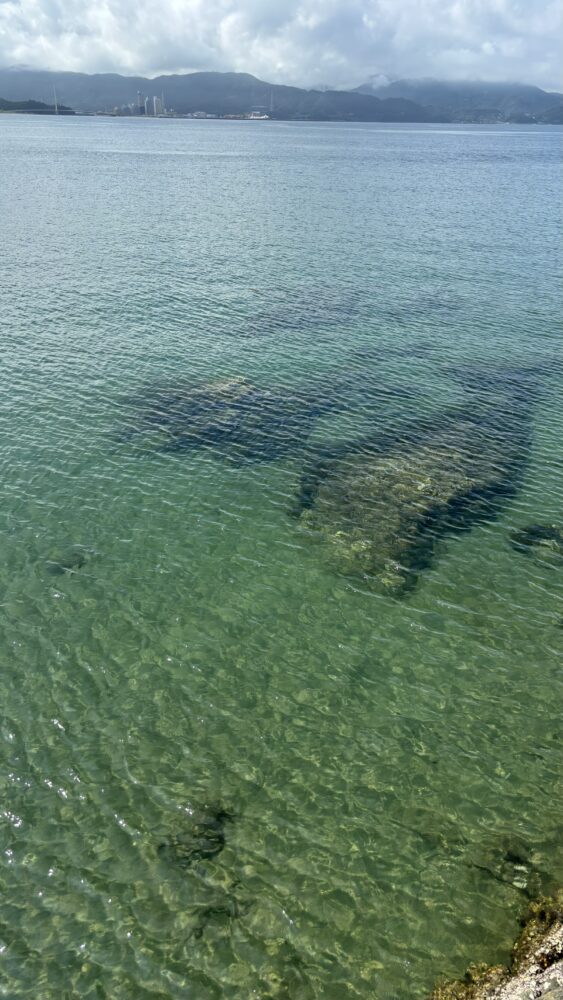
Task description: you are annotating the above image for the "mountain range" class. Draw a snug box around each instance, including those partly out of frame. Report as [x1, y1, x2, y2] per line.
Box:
[1, 67, 562, 123]
[356, 78, 563, 122]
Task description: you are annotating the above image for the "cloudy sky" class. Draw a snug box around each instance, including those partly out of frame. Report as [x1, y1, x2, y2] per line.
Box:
[0, 0, 561, 90]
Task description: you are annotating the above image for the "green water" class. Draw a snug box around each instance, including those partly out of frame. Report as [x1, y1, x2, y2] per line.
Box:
[0, 116, 562, 999]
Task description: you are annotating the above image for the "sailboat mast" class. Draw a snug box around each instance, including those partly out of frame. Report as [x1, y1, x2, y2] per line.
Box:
[53, 86, 59, 115]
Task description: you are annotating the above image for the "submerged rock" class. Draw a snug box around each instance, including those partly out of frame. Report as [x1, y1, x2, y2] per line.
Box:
[189, 895, 243, 939]
[351, 340, 438, 363]
[296, 403, 530, 595]
[119, 375, 338, 464]
[117, 371, 423, 465]
[247, 284, 360, 337]
[443, 363, 544, 406]
[429, 889, 563, 999]
[257, 939, 312, 999]
[509, 525, 563, 563]
[466, 836, 543, 901]
[45, 546, 89, 575]
[157, 805, 233, 869]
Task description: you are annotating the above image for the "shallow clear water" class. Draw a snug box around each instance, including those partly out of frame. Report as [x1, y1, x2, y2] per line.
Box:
[0, 115, 562, 999]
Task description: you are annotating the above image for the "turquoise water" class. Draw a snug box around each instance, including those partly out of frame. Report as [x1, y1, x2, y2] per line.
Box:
[0, 115, 562, 999]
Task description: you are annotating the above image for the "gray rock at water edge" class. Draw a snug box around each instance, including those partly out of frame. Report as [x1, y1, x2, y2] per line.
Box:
[430, 889, 563, 999]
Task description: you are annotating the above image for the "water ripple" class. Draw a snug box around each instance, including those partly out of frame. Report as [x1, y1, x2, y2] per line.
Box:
[0, 116, 562, 999]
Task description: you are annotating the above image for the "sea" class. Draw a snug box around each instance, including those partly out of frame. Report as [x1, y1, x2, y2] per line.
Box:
[0, 115, 562, 999]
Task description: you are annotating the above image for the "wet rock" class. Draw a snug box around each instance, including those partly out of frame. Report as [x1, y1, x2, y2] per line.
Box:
[45, 546, 89, 575]
[509, 525, 563, 563]
[157, 805, 233, 869]
[429, 889, 563, 1000]
[430, 963, 508, 999]
[296, 403, 530, 595]
[512, 891, 563, 973]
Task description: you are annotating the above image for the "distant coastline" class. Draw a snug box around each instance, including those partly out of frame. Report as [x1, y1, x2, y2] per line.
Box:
[0, 97, 73, 115]
[3, 102, 563, 124]
[1, 68, 562, 124]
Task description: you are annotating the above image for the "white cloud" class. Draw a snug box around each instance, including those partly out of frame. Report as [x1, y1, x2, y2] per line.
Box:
[0, 0, 561, 90]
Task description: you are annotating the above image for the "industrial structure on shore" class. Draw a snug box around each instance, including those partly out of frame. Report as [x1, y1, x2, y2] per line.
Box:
[103, 87, 273, 119]
[106, 92, 168, 116]
[102, 93, 270, 120]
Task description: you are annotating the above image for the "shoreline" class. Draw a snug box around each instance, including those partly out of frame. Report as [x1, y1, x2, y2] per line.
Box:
[430, 890, 563, 999]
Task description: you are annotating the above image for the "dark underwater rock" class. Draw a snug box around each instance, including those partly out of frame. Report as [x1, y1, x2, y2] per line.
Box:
[443, 362, 544, 404]
[157, 805, 233, 869]
[257, 940, 312, 999]
[466, 836, 543, 900]
[45, 546, 89, 575]
[429, 889, 563, 999]
[509, 525, 563, 562]
[296, 403, 530, 595]
[118, 368, 427, 465]
[189, 896, 243, 939]
[351, 340, 438, 362]
[247, 285, 361, 337]
[119, 375, 339, 463]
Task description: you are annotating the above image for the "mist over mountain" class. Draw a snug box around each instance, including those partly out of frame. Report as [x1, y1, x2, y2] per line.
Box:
[355, 79, 563, 122]
[1, 0, 561, 92]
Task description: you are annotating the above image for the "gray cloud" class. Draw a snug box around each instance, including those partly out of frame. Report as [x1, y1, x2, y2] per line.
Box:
[0, 0, 561, 90]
